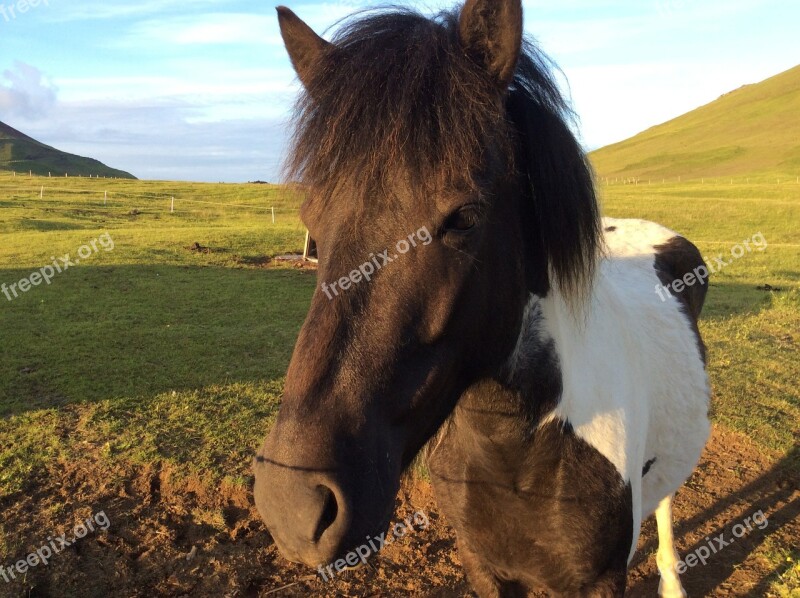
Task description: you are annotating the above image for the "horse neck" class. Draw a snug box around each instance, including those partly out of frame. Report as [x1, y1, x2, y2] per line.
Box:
[449, 293, 565, 448]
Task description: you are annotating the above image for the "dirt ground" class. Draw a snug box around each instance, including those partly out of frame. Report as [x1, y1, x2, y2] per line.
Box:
[1, 426, 797, 597]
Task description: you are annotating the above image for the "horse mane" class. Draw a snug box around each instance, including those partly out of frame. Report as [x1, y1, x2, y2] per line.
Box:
[508, 50, 601, 299]
[284, 7, 600, 299]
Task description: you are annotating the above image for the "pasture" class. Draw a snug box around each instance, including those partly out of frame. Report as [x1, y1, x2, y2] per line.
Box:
[0, 171, 797, 597]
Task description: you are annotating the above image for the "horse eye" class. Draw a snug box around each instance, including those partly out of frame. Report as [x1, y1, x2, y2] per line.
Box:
[444, 206, 480, 233]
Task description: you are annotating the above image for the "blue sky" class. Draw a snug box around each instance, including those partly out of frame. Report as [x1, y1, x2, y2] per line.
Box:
[0, 0, 797, 182]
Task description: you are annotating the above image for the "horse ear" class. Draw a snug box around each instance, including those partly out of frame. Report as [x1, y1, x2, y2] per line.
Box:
[276, 6, 331, 89]
[458, 0, 523, 88]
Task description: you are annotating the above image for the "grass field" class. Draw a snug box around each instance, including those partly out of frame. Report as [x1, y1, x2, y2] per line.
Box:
[0, 174, 311, 496]
[0, 172, 798, 595]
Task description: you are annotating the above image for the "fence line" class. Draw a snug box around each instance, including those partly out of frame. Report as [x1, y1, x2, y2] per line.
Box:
[695, 241, 800, 248]
[601, 175, 799, 186]
[0, 187, 302, 218]
[1, 185, 297, 202]
[0, 169, 123, 180]
[0, 192, 300, 224]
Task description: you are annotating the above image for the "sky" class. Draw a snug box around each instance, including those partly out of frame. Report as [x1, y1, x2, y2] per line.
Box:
[0, 0, 797, 182]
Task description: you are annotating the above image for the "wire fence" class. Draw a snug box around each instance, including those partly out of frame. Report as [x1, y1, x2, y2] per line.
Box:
[0, 182, 304, 222]
[601, 175, 800, 186]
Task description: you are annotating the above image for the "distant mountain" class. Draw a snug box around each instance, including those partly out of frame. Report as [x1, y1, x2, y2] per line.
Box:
[590, 65, 800, 179]
[0, 121, 136, 179]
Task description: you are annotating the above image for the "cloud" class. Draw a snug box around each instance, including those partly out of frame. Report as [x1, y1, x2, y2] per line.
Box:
[113, 2, 391, 50]
[0, 61, 58, 120]
[48, 0, 233, 21]
[14, 98, 290, 182]
[123, 13, 283, 47]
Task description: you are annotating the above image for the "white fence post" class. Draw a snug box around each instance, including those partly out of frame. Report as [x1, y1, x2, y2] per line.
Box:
[271, 206, 275, 224]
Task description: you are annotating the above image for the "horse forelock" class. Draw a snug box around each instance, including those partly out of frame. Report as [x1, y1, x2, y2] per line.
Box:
[285, 10, 543, 195]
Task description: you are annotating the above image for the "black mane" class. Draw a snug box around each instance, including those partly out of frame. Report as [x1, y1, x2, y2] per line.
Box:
[285, 7, 600, 297]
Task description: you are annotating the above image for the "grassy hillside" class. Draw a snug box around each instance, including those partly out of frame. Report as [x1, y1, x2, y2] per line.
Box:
[590, 65, 800, 179]
[0, 121, 136, 179]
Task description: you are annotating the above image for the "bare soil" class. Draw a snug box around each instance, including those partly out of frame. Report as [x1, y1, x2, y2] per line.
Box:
[1, 426, 797, 597]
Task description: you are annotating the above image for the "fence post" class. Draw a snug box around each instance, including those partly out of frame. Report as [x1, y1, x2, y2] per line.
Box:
[104, 191, 107, 206]
[40, 186, 43, 199]
[271, 206, 275, 224]
[171, 197, 175, 213]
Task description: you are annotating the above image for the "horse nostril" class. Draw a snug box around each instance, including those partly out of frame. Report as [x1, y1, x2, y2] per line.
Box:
[313, 485, 339, 543]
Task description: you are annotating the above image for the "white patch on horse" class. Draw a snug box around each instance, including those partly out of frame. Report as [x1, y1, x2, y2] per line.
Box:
[655, 494, 688, 598]
[513, 218, 710, 565]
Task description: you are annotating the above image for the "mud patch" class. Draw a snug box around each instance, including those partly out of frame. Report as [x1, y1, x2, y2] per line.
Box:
[272, 254, 318, 272]
[186, 242, 228, 255]
[0, 426, 796, 597]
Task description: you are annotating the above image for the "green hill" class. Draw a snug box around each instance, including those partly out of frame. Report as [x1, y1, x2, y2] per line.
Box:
[590, 65, 800, 179]
[0, 121, 136, 179]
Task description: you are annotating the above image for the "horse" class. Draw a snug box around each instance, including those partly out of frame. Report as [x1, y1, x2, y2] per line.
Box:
[254, 1, 711, 595]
